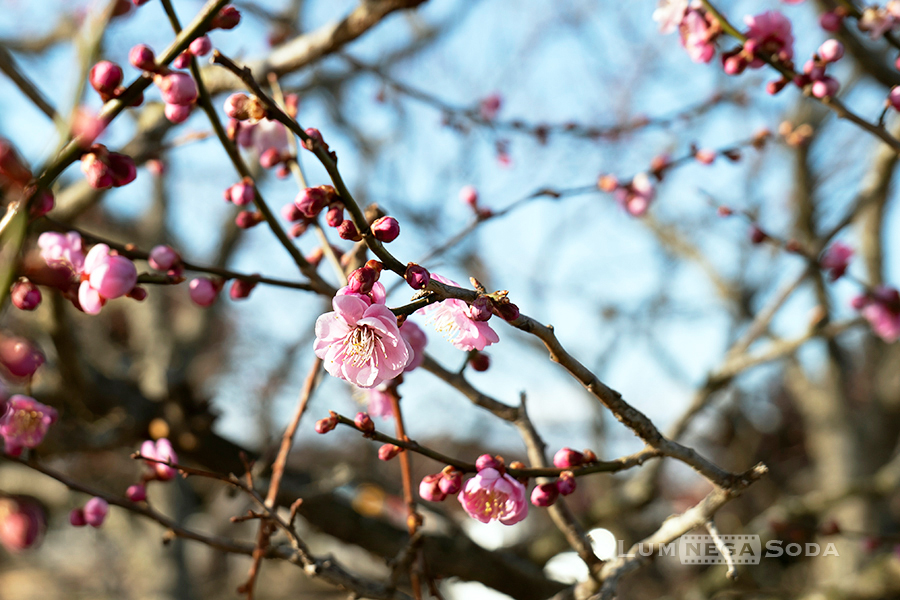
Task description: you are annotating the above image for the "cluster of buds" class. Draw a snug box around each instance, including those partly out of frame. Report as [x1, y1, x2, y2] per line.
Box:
[781, 40, 844, 99]
[459, 185, 493, 219]
[128, 44, 199, 124]
[69, 497, 109, 529]
[598, 172, 656, 217]
[226, 93, 295, 172]
[419, 466, 464, 502]
[171, 35, 213, 70]
[80, 144, 136, 190]
[853, 286, 900, 343]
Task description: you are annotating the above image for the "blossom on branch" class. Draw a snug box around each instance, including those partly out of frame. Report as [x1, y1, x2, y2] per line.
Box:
[457, 466, 528, 525]
[418, 273, 499, 352]
[0, 395, 58, 456]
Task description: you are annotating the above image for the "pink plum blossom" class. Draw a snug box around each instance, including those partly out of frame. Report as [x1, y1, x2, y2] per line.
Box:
[653, 0, 688, 34]
[457, 467, 528, 525]
[0, 395, 58, 456]
[0, 497, 46, 552]
[680, 9, 717, 63]
[614, 173, 655, 217]
[153, 72, 197, 106]
[417, 273, 499, 352]
[314, 293, 412, 388]
[38, 232, 85, 274]
[856, 286, 900, 343]
[83, 497, 109, 528]
[189, 278, 219, 307]
[365, 386, 394, 419]
[400, 320, 427, 372]
[78, 244, 138, 315]
[247, 118, 290, 168]
[141, 438, 179, 481]
[743, 11, 794, 67]
[820, 242, 853, 281]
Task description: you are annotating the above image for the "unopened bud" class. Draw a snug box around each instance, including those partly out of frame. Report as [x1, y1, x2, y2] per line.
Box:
[125, 484, 147, 502]
[378, 444, 401, 461]
[11, 279, 41, 311]
[405, 263, 430, 290]
[211, 5, 241, 29]
[83, 497, 109, 528]
[314, 416, 337, 434]
[354, 411, 375, 434]
[89, 61, 123, 97]
[475, 454, 503, 472]
[189, 35, 212, 57]
[129, 44, 156, 71]
[468, 297, 493, 321]
[229, 278, 258, 300]
[530, 483, 559, 507]
[556, 471, 576, 496]
[418, 474, 446, 502]
[469, 352, 490, 372]
[294, 187, 328, 218]
[371, 216, 400, 243]
[347, 266, 379, 295]
[553, 447, 584, 469]
[337, 220, 361, 241]
[69, 508, 87, 527]
[235, 210, 264, 229]
[439, 467, 462, 495]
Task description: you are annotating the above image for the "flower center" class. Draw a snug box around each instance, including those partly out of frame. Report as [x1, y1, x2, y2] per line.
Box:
[471, 488, 509, 520]
[344, 325, 382, 367]
[11, 409, 41, 437]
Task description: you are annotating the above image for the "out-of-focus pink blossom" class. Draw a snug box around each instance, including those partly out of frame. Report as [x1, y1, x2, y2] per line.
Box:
[69, 508, 86, 527]
[83, 497, 109, 528]
[820, 242, 853, 281]
[457, 467, 528, 525]
[417, 273, 499, 352]
[125, 484, 147, 502]
[653, 0, 688, 34]
[164, 103, 192, 124]
[149, 245, 180, 271]
[71, 109, 106, 147]
[11, 279, 41, 311]
[141, 438, 179, 481]
[78, 244, 138, 315]
[479, 93, 502, 121]
[365, 386, 394, 419]
[459, 185, 478, 207]
[0, 395, 57, 456]
[400, 320, 427, 372]
[858, 6, 897, 39]
[225, 180, 255, 206]
[856, 286, 900, 343]
[0, 497, 46, 551]
[419, 474, 447, 502]
[0, 338, 45, 380]
[818, 39, 844, 63]
[154, 72, 197, 106]
[189, 35, 212, 57]
[743, 11, 794, 67]
[249, 119, 290, 168]
[189, 278, 219, 307]
[680, 9, 717, 63]
[211, 5, 241, 29]
[614, 173, 655, 217]
[89, 61, 123, 98]
[314, 293, 412, 388]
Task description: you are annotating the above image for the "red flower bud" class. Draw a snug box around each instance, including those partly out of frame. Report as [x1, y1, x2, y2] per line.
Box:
[371, 216, 400, 243]
[530, 483, 559, 507]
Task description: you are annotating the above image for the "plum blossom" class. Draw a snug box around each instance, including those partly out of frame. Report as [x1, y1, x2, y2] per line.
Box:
[78, 243, 138, 315]
[614, 173, 655, 217]
[237, 118, 290, 168]
[38, 231, 85, 274]
[365, 386, 394, 419]
[743, 11, 794, 67]
[0, 395, 58, 456]
[417, 273, 499, 352]
[0, 496, 46, 552]
[680, 8, 718, 63]
[141, 438, 179, 481]
[314, 293, 412, 388]
[653, 0, 689, 34]
[855, 286, 900, 343]
[400, 320, 427, 372]
[457, 467, 528, 525]
[820, 242, 853, 281]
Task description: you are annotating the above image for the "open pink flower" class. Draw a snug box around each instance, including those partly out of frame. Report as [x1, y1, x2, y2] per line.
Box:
[0, 395, 58, 456]
[365, 386, 394, 419]
[244, 118, 290, 168]
[417, 274, 499, 352]
[78, 244, 138, 315]
[743, 11, 794, 67]
[457, 467, 528, 525]
[38, 231, 85, 274]
[653, 0, 689, 34]
[856, 286, 900, 343]
[315, 293, 412, 388]
[141, 438, 179, 481]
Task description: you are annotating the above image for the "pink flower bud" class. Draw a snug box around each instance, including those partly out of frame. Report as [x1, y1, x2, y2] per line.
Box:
[149, 245, 179, 271]
[294, 187, 328, 218]
[459, 185, 478, 207]
[767, 77, 789, 95]
[189, 35, 212, 57]
[107, 152, 136, 187]
[89, 61, 123, 97]
[469, 352, 490, 372]
[479, 93, 502, 121]
[27, 188, 54, 218]
[171, 51, 191, 70]
[0, 497, 46, 551]
[129, 44, 156, 71]
[496, 301, 519, 321]
[347, 266, 379, 295]
[235, 210, 264, 229]
[314, 416, 337, 434]
[556, 471, 576, 496]
[259, 147, 282, 169]
[127, 286, 148, 301]
[722, 53, 747, 76]
[468, 297, 493, 322]
[141, 438, 178, 481]
[281, 202, 302, 222]
[154, 72, 197, 106]
[325, 203, 344, 227]
[371, 216, 400, 243]
[69, 508, 87, 527]
[378, 443, 401, 461]
[553, 448, 584, 469]
[125, 484, 147, 502]
[890, 86, 900, 111]
[164, 103, 192, 124]
[337, 220, 361, 241]
[820, 11, 843, 32]
[225, 180, 255, 206]
[189, 277, 219, 307]
[475, 454, 502, 472]
[211, 5, 241, 29]
[0, 336, 45, 378]
[750, 224, 767, 244]
[418, 474, 447, 502]
[851, 294, 869, 311]
[820, 242, 853, 281]
[289, 221, 309, 238]
[694, 149, 716, 165]
[83, 497, 109, 528]
[224, 93, 251, 120]
[81, 151, 113, 189]
[438, 468, 462, 495]
[405, 263, 430, 290]
[354, 411, 375, 434]
[302, 127, 325, 151]
[811, 76, 840, 98]
[11, 279, 41, 311]
[530, 482, 559, 507]
[230, 278, 257, 300]
[819, 39, 844, 63]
